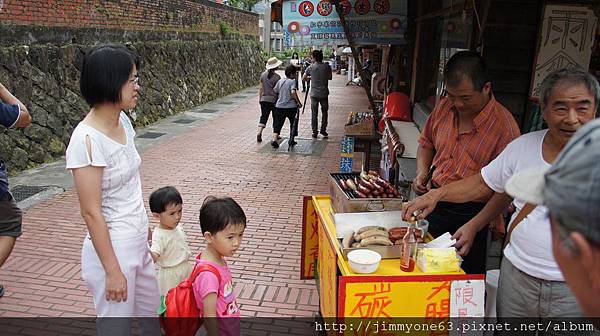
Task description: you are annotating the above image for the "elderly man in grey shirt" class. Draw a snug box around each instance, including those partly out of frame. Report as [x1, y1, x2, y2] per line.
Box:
[303, 50, 332, 139]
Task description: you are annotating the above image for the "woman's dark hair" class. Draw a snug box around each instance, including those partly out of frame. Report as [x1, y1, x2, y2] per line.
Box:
[292, 52, 299, 59]
[80, 44, 140, 107]
[199, 196, 246, 234]
[149, 186, 183, 213]
[267, 68, 276, 80]
[443, 50, 488, 91]
[285, 64, 296, 78]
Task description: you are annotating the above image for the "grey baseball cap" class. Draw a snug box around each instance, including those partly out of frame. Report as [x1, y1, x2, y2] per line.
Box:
[505, 118, 600, 245]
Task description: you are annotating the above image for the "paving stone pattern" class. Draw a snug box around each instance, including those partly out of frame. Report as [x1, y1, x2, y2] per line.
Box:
[0, 75, 369, 321]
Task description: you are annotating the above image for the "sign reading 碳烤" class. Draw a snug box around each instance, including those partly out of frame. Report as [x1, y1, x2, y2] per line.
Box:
[283, 0, 407, 48]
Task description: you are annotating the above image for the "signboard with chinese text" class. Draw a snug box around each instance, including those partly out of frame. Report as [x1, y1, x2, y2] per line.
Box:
[340, 136, 355, 173]
[301, 196, 319, 279]
[282, 0, 408, 47]
[530, 4, 597, 99]
[341, 280, 452, 318]
[449, 280, 485, 318]
[318, 214, 338, 317]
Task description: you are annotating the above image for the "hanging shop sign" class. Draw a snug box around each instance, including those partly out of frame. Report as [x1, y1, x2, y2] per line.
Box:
[283, 0, 407, 47]
[530, 4, 598, 100]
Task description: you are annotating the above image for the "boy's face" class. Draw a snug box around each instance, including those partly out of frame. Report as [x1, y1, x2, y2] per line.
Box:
[205, 223, 245, 257]
[153, 202, 182, 229]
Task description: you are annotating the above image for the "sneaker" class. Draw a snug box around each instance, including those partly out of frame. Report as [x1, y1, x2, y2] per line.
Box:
[312, 132, 318, 139]
[288, 140, 297, 147]
[256, 133, 262, 142]
[271, 141, 279, 148]
[320, 131, 329, 138]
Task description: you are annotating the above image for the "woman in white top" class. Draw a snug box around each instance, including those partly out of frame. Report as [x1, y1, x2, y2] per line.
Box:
[65, 44, 160, 336]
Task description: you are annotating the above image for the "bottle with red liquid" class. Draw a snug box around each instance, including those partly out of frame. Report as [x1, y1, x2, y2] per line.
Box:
[400, 219, 418, 272]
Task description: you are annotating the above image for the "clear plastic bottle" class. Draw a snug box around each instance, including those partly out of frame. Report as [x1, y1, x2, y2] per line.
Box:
[400, 219, 418, 272]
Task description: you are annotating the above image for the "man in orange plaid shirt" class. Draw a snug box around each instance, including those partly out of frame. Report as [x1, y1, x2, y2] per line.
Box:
[409, 51, 520, 274]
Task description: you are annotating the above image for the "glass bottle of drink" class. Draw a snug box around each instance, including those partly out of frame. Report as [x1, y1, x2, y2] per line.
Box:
[400, 219, 418, 272]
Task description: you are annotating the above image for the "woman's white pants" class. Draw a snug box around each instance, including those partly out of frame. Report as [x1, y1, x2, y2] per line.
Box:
[82, 230, 161, 336]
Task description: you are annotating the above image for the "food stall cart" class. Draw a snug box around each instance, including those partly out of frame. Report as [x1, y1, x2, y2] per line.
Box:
[301, 195, 485, 328]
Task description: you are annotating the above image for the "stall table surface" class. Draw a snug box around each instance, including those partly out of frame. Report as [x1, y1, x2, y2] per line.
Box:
[302, 195, 485, 321]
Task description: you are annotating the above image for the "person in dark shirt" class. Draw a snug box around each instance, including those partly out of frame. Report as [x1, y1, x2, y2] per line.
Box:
[0, 82, 32, 297]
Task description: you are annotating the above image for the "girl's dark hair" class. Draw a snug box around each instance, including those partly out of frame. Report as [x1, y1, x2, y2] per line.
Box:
[267, 68, 276, 80]
[80, 44, 139, 107]
[199, 196, 247, 234]
[285, 64, 296, 78]
[292, 52, 299, 59]
[149, 186, 183, 213]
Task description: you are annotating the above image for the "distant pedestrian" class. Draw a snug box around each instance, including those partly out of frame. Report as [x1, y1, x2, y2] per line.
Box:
[194, 196, 246, 336]
[300, 54, 311, 92]
[66, 44, 160, 336]
[272, 64, 303, 148]
[290, 52, 301, 89]
[257, 57, 281, 143]
[149, 186, 193, 296]
[303, 50, 332, 139]
[0, 82, 32, 298]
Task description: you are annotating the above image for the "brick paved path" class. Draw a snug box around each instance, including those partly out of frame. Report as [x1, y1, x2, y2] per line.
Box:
[0, 74, 369, 321]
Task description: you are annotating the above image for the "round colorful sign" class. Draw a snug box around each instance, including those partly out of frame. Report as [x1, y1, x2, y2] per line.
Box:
[288, 21, 300, 33]
[300, 25, 311, 35]
[338, 0, 352, 16]
[317, 0, 333, 16]
[299, 1, 314, 17]
[374, 0, 390, 14]
[354, 0, 370, 15]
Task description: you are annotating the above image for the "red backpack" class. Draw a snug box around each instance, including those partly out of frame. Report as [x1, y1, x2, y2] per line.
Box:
[158, 257, 221, 336]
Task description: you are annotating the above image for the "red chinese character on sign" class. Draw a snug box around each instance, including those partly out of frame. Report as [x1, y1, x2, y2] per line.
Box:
[462, 287, 475, 306]
[425, 299, 450, 318]
[309, 209, 318, 240]
[425, 281, 451, 318]
[427, 281, 450, 300]
[350, 283, 393, 318]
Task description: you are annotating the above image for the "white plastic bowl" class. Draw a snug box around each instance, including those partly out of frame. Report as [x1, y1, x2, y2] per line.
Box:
[347, 249, 382, 274]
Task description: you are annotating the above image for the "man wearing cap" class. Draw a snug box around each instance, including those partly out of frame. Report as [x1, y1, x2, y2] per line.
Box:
[506, 119, 600, 321]
[0, 82, 32, 297]
[405, 67, 598, 326]
[409, 50, 520, 274]
[303, 50, 332, 139]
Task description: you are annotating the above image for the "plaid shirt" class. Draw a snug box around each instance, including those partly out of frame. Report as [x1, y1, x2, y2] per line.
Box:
[419, 95, 520, 188]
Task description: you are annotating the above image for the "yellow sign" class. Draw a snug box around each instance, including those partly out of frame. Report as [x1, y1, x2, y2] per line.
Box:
[318, 219, 338, 317]
[342, 280, 450, 318]
[301, 196, 320, 279]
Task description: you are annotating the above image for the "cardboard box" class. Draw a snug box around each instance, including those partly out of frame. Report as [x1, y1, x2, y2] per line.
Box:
[345, 121, 375, 137]
[329, 173, 405, 213]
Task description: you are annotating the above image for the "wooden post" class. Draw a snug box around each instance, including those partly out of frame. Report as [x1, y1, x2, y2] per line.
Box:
[332, 0, 377, 112]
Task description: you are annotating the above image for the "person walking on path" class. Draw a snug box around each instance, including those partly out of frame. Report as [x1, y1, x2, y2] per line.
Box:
[257, 57, 282, 143]
[303, 50, 332, 139]
[300, 54, 311, 93]
[65, 44, 160, 335]
[290, 52, 301, 90]
[0, 82, 32, 298]
[271, 64, 303, 148]
[404, 50, 520, 274]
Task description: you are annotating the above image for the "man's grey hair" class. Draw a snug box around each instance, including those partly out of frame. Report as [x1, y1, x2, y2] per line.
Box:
[540, 67, 600, 110]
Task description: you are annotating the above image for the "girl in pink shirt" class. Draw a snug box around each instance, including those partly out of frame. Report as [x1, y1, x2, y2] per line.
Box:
[193, 196, 246, 336]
